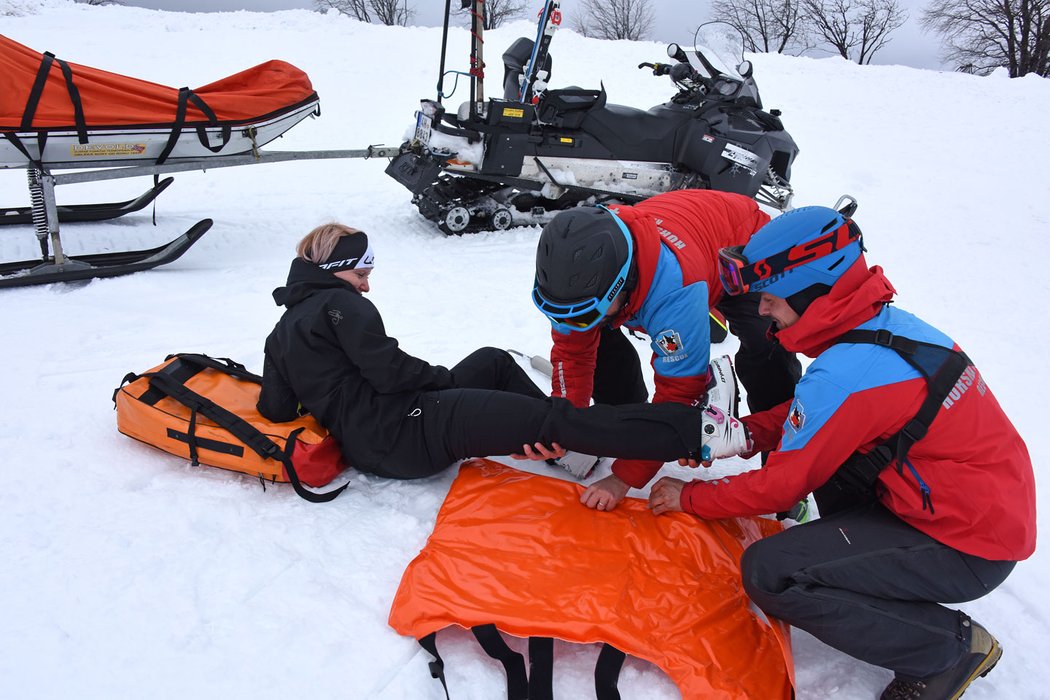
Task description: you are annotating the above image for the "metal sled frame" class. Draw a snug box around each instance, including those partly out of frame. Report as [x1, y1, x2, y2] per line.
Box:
[0, 146, 397, 288]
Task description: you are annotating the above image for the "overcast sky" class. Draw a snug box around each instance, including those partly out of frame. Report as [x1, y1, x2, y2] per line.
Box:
[117, 0, 945, 70]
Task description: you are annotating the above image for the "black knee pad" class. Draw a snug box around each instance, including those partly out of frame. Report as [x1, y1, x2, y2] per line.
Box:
[740, 537, 788, 608]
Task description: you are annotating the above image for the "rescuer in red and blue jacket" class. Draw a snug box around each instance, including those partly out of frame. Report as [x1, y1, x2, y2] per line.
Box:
[532, 189, 802, 509]
[647, 202, 1036, 700]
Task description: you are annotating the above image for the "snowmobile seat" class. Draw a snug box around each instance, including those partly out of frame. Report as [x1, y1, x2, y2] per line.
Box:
[581, 102, 683, 163]
[502, 37, 551, 102]
[537, 87, 605, 128]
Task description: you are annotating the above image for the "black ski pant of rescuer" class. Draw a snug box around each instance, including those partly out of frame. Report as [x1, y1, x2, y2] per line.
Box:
[373, 347, 702, 479]
[590, 293, 801, 413]
[717, 292, 801, 413]
[740, 500, 1015, 679]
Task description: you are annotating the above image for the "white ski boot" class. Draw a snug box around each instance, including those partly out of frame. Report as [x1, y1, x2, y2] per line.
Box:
[547, 451, 602, 479]
[705, 355, 740, 417]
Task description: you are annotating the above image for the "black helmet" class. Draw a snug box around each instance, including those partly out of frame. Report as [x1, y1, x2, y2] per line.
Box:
[533, 206, 635, 332]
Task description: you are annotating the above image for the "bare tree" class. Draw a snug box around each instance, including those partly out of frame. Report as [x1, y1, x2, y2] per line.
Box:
[710, 0, 812, 54]
[921, 0, 1050, 77]
[457, 0, 529, 30]
[802, 0, 907, 63]
[314, 0, 414, 26]
[572, 0, 656, 41]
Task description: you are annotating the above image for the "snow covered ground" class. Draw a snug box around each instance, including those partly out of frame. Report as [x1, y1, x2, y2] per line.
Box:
[1, 2, 1048, 698]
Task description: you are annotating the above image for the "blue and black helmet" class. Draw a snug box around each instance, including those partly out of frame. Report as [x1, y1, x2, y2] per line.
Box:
[533, 206, 635, 333]
[719, 203, 864, 306]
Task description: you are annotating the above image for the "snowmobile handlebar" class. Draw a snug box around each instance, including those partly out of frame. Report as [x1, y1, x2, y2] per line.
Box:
[638, 61, 673, 77]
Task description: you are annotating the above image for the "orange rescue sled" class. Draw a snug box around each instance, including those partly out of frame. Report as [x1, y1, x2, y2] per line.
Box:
[0, 34, 319, 166]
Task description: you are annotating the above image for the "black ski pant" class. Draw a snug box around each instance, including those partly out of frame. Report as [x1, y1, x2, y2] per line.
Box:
[740, 500, 1015, 679]
[373, 347, 702, 479]
[716, 292, 801, 413]
[591, 293, 801, 413]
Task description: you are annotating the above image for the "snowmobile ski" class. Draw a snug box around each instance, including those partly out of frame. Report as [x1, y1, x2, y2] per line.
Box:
[0, 176, 174, 226]
[0, 218, 212, 287]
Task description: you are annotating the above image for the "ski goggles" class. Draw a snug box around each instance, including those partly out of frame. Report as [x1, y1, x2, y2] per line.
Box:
[533, 207, 634, 334]
[718, 220, 861, 296]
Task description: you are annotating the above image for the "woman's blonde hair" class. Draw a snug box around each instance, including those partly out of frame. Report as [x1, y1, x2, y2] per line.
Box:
[296, 223, 363, 264]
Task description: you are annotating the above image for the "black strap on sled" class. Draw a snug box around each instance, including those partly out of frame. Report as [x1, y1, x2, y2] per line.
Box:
[21, 51, 88, 144]
[595, 644, 627, 700]
[473, 625, 529, 700]
[416, 627, 626, 700]
[821, 329, 971, 513]
[528, 637, 554, 700]
[419, 632, 451, 700]
[156, 87, 232, 165]
[122, 353, 347, 503]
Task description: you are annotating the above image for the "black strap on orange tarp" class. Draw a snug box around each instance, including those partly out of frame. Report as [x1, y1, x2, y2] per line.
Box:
[156, 87, 231, 164]
[415, 627, 622, 700]
[21, 51, 88, 144]
[595, 644, 626, 700]
[473, 625, 529, 700]
[527, 637, 553, 700]
[418, 633, 451, 700]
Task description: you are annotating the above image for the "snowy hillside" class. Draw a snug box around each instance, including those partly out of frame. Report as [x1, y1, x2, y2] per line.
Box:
[1, 2, 1048, 698]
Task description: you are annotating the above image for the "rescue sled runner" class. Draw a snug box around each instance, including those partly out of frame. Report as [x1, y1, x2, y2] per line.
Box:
[0, 34, 329, 287]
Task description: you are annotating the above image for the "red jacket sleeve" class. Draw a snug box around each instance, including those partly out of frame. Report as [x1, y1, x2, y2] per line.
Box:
[680, 384, 918, 519]
[740, 400, 791, 453]
[549, 326, 602, 408]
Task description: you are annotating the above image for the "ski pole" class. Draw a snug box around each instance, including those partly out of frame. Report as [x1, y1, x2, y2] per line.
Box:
[507, 349, 553, 377]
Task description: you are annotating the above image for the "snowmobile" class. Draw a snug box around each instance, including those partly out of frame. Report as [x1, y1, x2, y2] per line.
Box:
[385, 6, 799, 234]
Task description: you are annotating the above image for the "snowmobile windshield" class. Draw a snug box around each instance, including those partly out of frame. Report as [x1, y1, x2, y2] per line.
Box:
[691, 22, 747, 84]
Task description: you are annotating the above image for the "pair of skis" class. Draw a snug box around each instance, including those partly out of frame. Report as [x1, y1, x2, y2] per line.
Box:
[519, 0, 561, 103]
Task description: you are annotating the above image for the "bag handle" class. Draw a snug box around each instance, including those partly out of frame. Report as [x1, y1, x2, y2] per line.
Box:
[164, 352, 262, 383]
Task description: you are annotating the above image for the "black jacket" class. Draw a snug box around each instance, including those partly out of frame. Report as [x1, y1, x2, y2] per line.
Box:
[258, 259, 453, 470]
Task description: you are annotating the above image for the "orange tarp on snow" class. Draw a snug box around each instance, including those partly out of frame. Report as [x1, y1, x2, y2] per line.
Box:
[0, 34, 317, 131]
[389, 460, 795, 699]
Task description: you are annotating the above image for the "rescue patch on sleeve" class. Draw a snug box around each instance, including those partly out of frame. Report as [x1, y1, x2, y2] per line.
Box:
[787, 399, 805, 432]
[656, 329, 686, 359]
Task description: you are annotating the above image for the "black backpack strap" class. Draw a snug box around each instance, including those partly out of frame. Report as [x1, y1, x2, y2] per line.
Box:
[144, 370, 346, 503]
[418, 633, 451, 700]
[594, 644, 626, 700]
[527, 637, 553, 700]
[829, 329, 972, 512]
[472, 624, 529, 700]
[164, 352, 261, 382]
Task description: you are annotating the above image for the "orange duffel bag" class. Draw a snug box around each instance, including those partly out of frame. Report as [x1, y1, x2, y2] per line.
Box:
[389, 460, 795, 699]
[113, 353, 347, 502]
